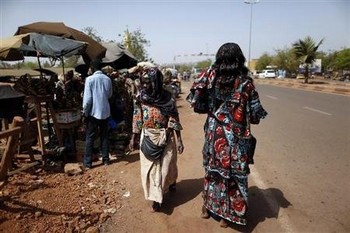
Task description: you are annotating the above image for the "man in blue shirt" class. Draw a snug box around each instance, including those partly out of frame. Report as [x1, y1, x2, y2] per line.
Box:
[82, 59, 113, 169]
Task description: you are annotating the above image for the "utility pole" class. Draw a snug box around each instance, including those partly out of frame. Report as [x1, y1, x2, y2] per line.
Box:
[244, 0, 259, 69]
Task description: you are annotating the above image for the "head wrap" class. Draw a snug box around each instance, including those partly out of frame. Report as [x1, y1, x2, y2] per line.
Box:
[140, 68, 178, 117]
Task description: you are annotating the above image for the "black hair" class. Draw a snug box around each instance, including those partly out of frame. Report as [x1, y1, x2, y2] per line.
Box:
[90, 59, 103, 71]
[214, 42, 248, 76]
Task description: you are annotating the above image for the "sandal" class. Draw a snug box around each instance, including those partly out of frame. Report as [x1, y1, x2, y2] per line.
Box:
[200, 205, 210, 219]
[152, 201, 161, 212]
[219, 218, 229, 228]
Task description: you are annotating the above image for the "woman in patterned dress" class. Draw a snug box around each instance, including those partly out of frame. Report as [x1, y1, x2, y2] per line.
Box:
[189, 43, 267, 227]
[129, 66, 184, 211]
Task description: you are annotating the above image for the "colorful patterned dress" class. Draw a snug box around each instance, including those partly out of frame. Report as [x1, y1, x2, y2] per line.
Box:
[191, 70, 267, 225]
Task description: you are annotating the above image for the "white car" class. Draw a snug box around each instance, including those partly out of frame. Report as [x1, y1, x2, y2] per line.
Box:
[253, 70, 263, 79]
[262, 69, 276, 78]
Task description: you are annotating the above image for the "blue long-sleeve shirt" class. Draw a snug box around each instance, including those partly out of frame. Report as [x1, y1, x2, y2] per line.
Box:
[82, 71, 113, 120]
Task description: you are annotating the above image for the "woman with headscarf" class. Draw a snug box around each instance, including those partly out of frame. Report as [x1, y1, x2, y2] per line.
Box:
[129, 66, 184, 212]
[188, 43, 267, 227]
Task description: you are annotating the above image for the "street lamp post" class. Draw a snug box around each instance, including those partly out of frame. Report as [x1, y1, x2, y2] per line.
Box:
[244, 0, 259, 69]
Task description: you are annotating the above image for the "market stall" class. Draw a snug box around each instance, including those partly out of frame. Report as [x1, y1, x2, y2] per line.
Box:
[0, 22, 140, 178]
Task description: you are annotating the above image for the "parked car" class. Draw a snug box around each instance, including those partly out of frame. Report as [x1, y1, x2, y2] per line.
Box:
[253, 70, 263, 79]
[296, 74, 305, 79]
[262, 69, 276, 78]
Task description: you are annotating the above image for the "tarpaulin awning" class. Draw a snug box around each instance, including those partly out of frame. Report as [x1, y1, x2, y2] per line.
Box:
[74, 42, 138, 75]
[0, 33, 87, 61]
[15, 22, 106, 62]
[101, 42, 138, 70]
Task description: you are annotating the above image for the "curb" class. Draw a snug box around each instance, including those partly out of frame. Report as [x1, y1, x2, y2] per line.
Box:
[254, 79, 350, 96]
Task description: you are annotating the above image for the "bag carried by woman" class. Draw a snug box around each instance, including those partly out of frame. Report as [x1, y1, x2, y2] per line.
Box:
[140, 128, 167, 161]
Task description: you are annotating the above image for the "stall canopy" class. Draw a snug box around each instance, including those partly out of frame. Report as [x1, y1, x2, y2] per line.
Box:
[15, 21, 106, 62]
[0, 33, 87, 61]
[75, 42, 138, 75]
[101, 42, 138, 70]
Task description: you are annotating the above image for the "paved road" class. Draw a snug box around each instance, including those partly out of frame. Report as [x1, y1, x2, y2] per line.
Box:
[250, 84, 350, 232]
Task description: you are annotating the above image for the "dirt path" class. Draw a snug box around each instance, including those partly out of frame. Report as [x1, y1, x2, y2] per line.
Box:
[101, 81, 241, 233]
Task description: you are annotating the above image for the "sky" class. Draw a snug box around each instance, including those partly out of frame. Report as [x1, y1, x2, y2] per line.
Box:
[0, 0, 349, 66]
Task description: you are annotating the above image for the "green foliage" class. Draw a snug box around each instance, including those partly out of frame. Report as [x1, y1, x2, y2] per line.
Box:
[255, 53, 273, 70]
[196, 59, 212, 69]
[333, 48, 350, 70]
[123, 28, 151, 62]
[19, 61, 38, 69]
[292, 36, 323, 82]
[273, 48, 299, 74]
[292, 36, 324, 64]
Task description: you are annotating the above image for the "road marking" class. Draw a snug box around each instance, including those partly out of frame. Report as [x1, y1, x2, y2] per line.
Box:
[266, 95, 278, 100]
[250, 167, 296, 233]
[303, 106, 332, 116]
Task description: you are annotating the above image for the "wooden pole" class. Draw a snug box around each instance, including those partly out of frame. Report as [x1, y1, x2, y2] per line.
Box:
[33, 41, 44, 79]
[0, 116, 23, 180]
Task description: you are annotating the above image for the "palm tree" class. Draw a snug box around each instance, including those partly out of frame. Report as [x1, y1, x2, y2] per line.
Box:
[292, 36, 323, 83]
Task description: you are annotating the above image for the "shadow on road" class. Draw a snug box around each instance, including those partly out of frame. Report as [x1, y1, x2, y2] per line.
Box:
[231, 186, 292, 232]
[161, 178, 203, 215]
[115, 150, 140, 164]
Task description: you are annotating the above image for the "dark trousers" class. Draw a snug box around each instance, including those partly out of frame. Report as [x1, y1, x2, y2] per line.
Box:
[84, 116, 109, 167]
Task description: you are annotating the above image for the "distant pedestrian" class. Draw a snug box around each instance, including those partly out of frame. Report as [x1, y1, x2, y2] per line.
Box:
[82, 59, 113, 169]
[188, 42, 267, 227]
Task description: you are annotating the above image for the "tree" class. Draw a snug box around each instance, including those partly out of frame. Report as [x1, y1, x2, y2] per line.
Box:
[123, 28, 151, 62]
[333, 48, 350, 71]
[196, 59, 212, 70]
[255, 53, 274, 71]
[82, 27, 102, 42]
[292, 36, 324, 83]
[273, 48, 299, 76]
